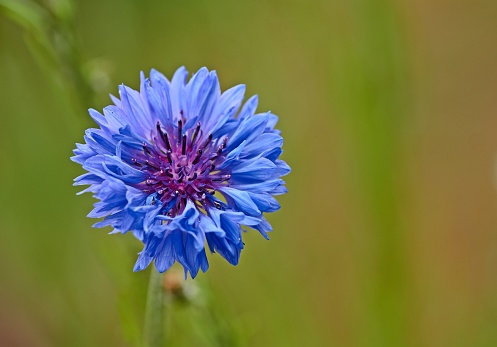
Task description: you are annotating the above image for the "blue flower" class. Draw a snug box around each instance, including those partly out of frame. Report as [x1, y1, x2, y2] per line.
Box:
[72, 67, 290, 278]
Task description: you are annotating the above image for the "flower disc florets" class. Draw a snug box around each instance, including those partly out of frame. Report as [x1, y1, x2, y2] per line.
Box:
[72, 67, 290, 278]
[135, 119, 230, 216]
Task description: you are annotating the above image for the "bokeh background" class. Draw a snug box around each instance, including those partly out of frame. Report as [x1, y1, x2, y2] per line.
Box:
[1, 0, 497, 346]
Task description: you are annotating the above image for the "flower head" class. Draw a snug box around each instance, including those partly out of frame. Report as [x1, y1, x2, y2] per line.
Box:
[72, 67, 290, 278]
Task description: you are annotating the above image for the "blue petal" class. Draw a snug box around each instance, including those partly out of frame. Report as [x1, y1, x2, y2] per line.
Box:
[118, 84, 153, 136]
[242, 133, 283, 158]
[88, 131, 116, 155]
[73, 172, 103, 186]
[238, 94, 258, 120]
[71, 143, 96, 164]
[252, 217, 273, 240]
[101, 105, 127, 132]
[186, 68, 220, 122]
[88, 108, 107, 129]
[199, 214, 225, 236]
[275, 160, 291, 176]
[134, 234, 163, 271]
[218, 140, 247, 170]
[206, 233, 243, 266]
[220, 212, 243, 243]
[231, 179, 286, 194]
[219, 187, 261, 217]
[84, 155, 148, 184]
[265, 112, 279, 130]
[230, 157, 277, 183]
[263, 147, 283, 162]
[150, 68, 173, 126]
[141, 74, 168, 127]
[212, 118, 239, 138]
[226, 114, 268, 151]
[271, 185, 288, 195]
[154, 236, 175, 273]
[113, 124, 148, 150]
[88, 179, 127, 217]
[206, 84, 245, 136]
[247, 192, 281, 213]
[134, 252, 155, 272]
[170, 66, 188, 122]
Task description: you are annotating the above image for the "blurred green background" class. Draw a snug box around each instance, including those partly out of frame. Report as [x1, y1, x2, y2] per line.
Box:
[1, 0, 497, 346]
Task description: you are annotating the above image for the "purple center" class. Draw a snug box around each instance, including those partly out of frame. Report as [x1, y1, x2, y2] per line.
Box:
[131, 120, 230, 215]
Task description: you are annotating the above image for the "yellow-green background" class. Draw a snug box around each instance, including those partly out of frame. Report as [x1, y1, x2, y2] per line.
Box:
[1, 0, 497, 346]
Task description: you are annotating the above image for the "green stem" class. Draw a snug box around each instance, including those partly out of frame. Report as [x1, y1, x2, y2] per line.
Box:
[143, 270, 168, 347]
